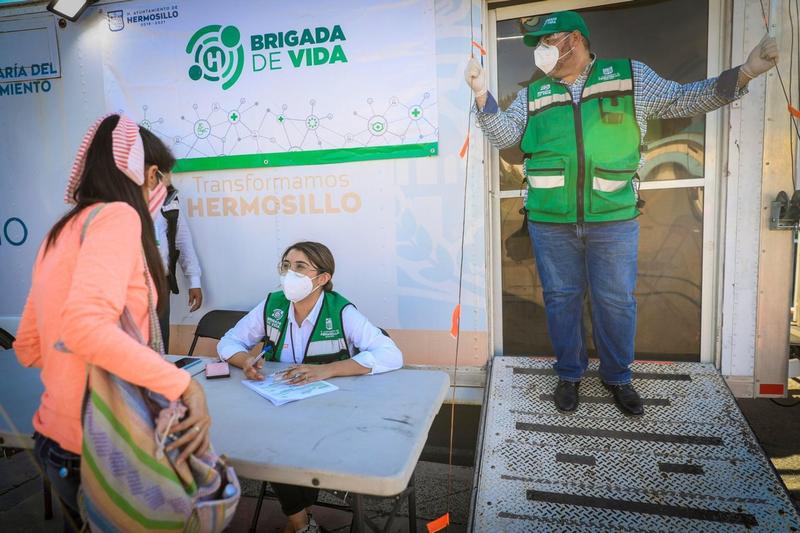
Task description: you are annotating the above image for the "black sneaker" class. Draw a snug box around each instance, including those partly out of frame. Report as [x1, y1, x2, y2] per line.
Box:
[553, 380, 580, 412]
[603, 382, 644, 416]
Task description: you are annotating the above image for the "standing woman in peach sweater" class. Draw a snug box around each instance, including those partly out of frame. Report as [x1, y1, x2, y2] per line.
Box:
[13, 114, 211, 532]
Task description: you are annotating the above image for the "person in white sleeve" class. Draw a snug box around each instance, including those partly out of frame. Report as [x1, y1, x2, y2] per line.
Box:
[217, 240, 403, 533]
[140, 128, 204, 351]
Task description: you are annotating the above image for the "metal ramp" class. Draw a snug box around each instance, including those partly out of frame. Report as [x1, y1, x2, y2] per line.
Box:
[469, 357, 800, 532]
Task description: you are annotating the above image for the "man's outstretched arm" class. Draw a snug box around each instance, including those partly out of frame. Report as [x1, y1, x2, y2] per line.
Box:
[465, 57, 528, 150]
[639, 34, 779, 120]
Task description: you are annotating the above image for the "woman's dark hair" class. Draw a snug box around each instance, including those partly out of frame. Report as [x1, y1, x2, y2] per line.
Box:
[45, 115, 167, 311]
[282, 241, 335, 292]
[139, 127, 176, 174]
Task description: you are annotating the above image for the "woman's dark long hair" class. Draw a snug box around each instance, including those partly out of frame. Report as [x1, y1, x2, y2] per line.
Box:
[140, 127, 176, 174]
[45, 115, 167, 311]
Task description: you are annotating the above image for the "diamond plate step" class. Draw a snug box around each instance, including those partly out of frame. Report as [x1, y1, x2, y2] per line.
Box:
[470, 357, 800, 532]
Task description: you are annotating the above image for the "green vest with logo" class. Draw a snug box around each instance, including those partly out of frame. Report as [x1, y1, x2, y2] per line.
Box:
[521, 58, 641, 223]
[262, 290, 353, 364]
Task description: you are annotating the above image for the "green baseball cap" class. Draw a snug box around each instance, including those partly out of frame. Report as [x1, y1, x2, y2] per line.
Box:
[522, 11, 590, 47]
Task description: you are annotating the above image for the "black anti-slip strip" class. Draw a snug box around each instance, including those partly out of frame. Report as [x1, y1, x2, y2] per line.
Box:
[538, 394, 670, 407]
[555, 453, 596, 466]
[526, 491, 757, 527]
[658, 463, 705, 475]
[513, 368, 691, 381]
[516, 423, 723, 446]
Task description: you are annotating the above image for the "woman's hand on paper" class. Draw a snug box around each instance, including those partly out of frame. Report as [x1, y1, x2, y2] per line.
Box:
[280, 364, 333, 385]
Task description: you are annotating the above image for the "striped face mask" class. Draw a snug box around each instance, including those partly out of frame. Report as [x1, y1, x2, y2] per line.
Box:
[148, 180, 167, 216]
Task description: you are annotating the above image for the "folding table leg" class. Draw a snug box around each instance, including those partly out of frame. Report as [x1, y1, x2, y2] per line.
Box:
[407, 472, 417, 532]
[43, 477, 53, 520]
[351, 493, 366, 533]
[249, 481, 268, 533]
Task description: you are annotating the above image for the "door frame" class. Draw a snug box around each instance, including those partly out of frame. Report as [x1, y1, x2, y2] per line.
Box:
[486, 0, 729, 364]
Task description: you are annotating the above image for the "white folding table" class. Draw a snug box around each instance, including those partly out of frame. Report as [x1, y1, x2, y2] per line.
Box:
[0, 351, 450, 532]
[202, 362, 449, 532]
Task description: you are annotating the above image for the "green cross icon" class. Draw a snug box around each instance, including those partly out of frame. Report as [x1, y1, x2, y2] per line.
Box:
[411, 107, 421, 118]
[230, 112, 239, 121]
[278, 115, 285, 123]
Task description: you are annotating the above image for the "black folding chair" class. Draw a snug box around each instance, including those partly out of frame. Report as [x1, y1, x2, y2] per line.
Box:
[0, 327, 14, 349]
[186, 310, 247, 356]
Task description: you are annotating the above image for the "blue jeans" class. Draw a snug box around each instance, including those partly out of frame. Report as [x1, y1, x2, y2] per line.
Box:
[33, 432, 83, 533]
[528, 219, 639, 384]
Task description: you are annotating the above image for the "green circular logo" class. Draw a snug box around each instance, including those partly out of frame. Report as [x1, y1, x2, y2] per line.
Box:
[186, 24, 244, 91]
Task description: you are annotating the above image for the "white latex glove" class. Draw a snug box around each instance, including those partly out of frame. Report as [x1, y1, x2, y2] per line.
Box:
[464, 56, 487, 97]
[741, 34, 779, 79]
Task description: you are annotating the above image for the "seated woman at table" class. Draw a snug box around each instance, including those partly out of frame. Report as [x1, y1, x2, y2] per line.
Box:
[217, 240, 403, 533]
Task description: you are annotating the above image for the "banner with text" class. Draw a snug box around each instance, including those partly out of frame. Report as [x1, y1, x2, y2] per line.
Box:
[99, 0, 438, 172]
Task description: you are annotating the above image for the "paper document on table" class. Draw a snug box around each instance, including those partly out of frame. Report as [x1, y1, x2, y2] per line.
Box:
[241, 376, 338, 406]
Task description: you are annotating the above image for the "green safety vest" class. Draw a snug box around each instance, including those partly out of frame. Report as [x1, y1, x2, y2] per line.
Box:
[262, 290, 353, 364]
[521, 58, 641, 223]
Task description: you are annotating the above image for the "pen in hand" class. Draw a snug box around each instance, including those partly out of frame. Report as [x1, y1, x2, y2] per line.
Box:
[245, 345, 272, 381]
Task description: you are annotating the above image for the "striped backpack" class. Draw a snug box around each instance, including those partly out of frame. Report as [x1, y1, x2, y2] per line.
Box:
[77, 204, 240, 532]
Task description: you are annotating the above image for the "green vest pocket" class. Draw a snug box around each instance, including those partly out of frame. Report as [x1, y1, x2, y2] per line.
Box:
[588, 164, 637, 215]
[598, 96, 625, 124]
[525, 158, 569, 216]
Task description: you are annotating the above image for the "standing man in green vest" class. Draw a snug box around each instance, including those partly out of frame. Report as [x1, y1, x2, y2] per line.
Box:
[465, 11, 778, 415]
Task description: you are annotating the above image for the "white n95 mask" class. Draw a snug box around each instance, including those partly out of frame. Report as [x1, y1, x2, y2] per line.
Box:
[534, 34, 572, 75]
[281, 270, 320, 302]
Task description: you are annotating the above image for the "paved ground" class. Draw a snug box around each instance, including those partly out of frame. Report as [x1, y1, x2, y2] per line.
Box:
[736, 376, 800, 505]
[1, 378, 797, 532]
[0, 453, 473, 532]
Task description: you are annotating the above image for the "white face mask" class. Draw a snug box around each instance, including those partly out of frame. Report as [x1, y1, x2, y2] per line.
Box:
[280, 270, 321, 302]
[534, 34, 573, 75]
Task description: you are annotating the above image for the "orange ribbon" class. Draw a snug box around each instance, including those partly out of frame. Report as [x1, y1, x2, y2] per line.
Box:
[450, 305, 461, 339]
[427, 513, 451, 533]
[471, 40, 487, 56]
[459, 133, 470, 159]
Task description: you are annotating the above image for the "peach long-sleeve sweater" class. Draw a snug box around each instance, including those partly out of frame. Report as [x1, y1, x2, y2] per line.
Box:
[13, 202, 190, 454]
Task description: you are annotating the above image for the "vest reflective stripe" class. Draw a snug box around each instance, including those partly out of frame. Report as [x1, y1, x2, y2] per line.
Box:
[306, 338, 348, 357]
[264, 321, 285, 351]
[593, 176, 629, 193]
[528, 92, 571, 112]
[528, 175, 565, 189]
[582, 78, 633, 98]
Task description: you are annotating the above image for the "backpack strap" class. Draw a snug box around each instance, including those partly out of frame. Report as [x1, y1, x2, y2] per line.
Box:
[80, 204, 107, 243]
[161, 186, 181, 295]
